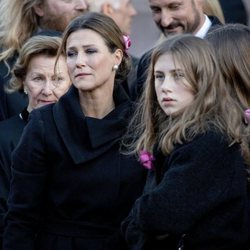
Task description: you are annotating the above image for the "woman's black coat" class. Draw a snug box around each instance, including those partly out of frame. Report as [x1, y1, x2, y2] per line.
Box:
[0, 112, 27, 249]
[121, 131, 249, 249]
[3, 85, 146, 250]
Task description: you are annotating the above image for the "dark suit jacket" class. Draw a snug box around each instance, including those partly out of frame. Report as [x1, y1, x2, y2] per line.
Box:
[121, 130, 248, 249]
[0, 113, 27, 249]
[3, 84, 146, 250]
[133, 16, 222, 99]
[219, 0, 247, 24]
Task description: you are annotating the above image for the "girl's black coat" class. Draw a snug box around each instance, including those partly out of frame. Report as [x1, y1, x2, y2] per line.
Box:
[3, 85, 146, 250]
[121, 131, 249, 249]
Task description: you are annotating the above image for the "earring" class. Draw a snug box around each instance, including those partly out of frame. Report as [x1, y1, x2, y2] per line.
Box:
[113, 64, 119, 71]
[23, 88, 27, 94]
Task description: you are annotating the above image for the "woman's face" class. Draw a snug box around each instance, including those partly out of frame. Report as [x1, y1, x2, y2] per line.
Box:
[154, 53, 195, 116]
[66, 29, 122, 93]
[24, 54, 71, 112]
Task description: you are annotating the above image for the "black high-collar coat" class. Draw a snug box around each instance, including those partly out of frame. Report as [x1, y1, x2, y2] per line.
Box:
[3, 85, 146, 250]
[121, 131, 249, 249]
[0, 111, 27, 249]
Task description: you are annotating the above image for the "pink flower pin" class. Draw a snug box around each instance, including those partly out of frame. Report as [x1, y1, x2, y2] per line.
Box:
[245, 109, 250, 124]
[123, 35, 131, 51]
[139, 150, 155, 170]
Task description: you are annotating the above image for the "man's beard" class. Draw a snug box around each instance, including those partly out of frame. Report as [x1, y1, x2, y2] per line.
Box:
[40, 12, 83, 32]
[161, 3, 201, 37]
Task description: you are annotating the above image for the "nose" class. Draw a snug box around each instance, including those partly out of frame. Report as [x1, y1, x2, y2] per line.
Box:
[41, 81, 54, 96]
[161, 76, 174, 93]
[161, 9, 173, 27]
[75, 0, 88, 11]
[75, 52, 86, 68]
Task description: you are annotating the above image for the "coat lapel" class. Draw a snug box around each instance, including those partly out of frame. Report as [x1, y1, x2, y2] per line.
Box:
[53, 85, 132, 165]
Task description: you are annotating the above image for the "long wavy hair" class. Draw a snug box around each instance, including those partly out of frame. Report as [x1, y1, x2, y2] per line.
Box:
[0, 0, 41, 66]
[124, 34, 250, 166]
[206, 24, 250, 110]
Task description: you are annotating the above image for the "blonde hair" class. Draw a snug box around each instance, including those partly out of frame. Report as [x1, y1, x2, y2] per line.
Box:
[202, 0, 225, 24]
[6, 35, 62, 93]
[124, 34, 250, 166]
[206, 24, 250, 110]
[0, 0, 41, 67]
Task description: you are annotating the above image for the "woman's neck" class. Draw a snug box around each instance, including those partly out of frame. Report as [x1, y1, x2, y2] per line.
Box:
[78, 88, 115, 119]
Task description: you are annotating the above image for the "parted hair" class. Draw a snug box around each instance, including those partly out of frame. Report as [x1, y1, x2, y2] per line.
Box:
[57, 12, 131, 83]
[6, 35, 62, 93]
[124, 34, 250, 166]
[0, 0, 42, 65]
[206, 23, 250, 110]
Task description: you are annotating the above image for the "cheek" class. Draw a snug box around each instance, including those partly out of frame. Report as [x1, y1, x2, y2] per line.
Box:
[66, 61, 75, 75]
[153, 14, 161, 23]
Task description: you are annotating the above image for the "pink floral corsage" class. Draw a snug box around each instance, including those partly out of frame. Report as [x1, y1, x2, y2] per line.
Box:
[244, 109, 250, 124]
[139, 150, 155, 170]
[123, 35, 132, 51]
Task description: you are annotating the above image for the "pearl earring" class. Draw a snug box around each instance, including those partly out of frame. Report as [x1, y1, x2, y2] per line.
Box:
[113, 64, 119, 71]
[24, 88, 28, 94]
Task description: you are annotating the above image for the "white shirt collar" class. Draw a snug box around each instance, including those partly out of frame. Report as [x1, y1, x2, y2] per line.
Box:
[195, 15, 212, 38]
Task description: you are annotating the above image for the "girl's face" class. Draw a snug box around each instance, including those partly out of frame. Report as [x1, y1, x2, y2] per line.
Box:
[154, 53, 195, 116]
[66, 29, 122, 93]
[24, 54, 71, 112]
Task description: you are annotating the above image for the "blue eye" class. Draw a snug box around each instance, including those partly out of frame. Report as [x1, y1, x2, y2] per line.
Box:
[173, 72, 185, 80]
[86, 48, 97, 54]
[155, 73, 165, 81]
[66, 50, 77, 57]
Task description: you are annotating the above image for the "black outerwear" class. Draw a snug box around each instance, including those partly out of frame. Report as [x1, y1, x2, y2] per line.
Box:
[0, 109, 29, 248]
[121, 130, 249, 249]
[133, 16, 222, 99]
[3, 84, 146, 250]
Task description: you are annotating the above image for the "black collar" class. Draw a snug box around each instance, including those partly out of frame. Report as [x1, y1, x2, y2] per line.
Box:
[20, 107, 29, 122]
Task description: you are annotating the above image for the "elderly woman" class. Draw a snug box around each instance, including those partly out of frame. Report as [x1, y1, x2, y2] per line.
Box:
[0, 35, 71, 246]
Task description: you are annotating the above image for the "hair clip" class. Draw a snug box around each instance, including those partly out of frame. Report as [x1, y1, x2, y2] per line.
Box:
[244, 109, 250, 124]
[139, 150, 155, 170]
[123, 35, 131, 51]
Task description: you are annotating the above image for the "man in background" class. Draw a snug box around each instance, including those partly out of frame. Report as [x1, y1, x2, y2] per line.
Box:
[134, 0, 221, 98]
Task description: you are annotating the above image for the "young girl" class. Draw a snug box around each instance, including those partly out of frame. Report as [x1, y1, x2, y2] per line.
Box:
[121, 34, 249, 249]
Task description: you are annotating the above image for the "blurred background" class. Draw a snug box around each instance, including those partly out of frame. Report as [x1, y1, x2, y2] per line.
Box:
[129, 0, 250, 58]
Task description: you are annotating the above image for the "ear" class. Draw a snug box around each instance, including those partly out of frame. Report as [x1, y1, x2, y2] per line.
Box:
[33, 3, 45, 17]
[113, 48, 123, 66]
[101, 3, 114, 17]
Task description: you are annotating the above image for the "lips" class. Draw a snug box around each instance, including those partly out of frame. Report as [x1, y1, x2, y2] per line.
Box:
[163, 97, 174, 102]
[39, 100, 56, 104]
[75, 73, 91, 78]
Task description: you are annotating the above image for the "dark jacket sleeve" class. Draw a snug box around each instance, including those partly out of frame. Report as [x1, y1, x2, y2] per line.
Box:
[122, 131, 246, 239]
[0, 146, 12, 249]
[133, 49, 153, 99]
[3, 110, 48, 250]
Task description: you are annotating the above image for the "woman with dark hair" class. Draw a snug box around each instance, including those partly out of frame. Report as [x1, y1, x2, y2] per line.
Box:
[3, 12, 146, 250]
